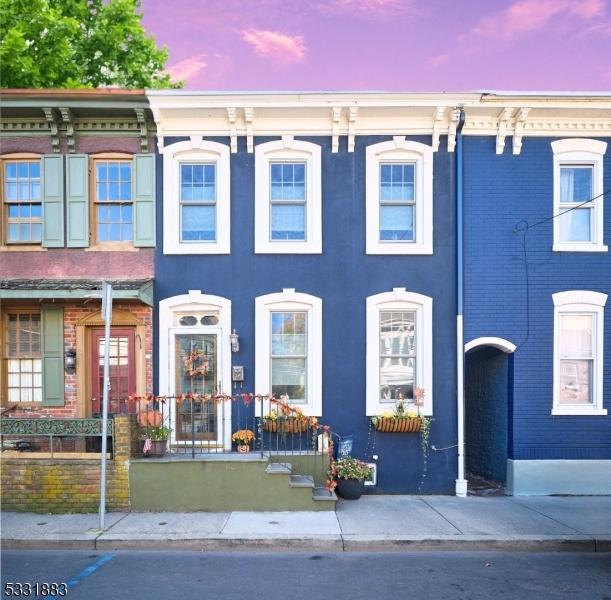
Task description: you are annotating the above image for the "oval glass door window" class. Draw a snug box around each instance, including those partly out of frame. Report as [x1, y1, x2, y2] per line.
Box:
[201, 315, 219, 325]
[179, 315, 198, 326]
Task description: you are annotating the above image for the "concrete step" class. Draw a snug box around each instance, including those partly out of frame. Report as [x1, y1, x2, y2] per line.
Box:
[289, 474, 314, 488]
[265, 462, 292, 475]
[313, 487, 337, 503]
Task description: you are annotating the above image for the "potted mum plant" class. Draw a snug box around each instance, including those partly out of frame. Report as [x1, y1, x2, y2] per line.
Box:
[141, 424, 171, 458]
[232, 429, 255, 453]
[333, 456, 373, 500]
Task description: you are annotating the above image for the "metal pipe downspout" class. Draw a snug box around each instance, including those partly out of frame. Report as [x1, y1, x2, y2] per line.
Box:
[455, 108, 468, 497]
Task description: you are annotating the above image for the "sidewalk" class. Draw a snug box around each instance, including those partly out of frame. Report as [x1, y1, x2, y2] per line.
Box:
[2, 495, 611, 552]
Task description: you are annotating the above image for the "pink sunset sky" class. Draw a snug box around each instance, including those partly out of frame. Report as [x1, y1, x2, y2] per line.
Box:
[140, 0, 611, 90]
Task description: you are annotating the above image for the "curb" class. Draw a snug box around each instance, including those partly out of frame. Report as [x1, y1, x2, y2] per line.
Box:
[4, 536, 610, 553]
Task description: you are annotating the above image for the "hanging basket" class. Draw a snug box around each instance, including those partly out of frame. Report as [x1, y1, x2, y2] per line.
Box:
[262, 417, 311, 434]
[372, 416, 422, 433]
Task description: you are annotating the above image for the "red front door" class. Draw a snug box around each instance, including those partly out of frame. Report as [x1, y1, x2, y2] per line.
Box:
[91, 328, 136, 414]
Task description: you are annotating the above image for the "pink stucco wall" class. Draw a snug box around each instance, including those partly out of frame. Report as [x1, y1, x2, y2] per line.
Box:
[1, 249, 154, 279]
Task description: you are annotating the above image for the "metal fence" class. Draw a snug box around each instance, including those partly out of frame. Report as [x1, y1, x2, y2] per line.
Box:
[0, 418, 114, 457]
[91, 394, 332, 460]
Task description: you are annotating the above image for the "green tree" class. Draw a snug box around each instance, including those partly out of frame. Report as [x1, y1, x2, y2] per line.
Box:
[0, 0, 181, 88]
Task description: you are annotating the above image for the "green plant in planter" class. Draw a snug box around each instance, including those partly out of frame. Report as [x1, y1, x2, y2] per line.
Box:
[144, 425, 171, 441]
[333, 456, 373, 481]
[331, 456, 373, 500]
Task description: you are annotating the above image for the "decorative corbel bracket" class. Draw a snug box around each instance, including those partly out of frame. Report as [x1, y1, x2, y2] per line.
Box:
[59, 107, 75, 153]
[512, 108, 530, 155]
[348, 106, 358, 153]
[134, 108, 149, 152]
[496, 107, 514, 155]
[447, 108, 460, 152]
[227, 107, 238, 153]
[152, 108, 164, 152]
[331, 107, 342, 153]
[42, 108, 60, 153]
[432, 106, 447, 152]
[244, 107, 254, 153]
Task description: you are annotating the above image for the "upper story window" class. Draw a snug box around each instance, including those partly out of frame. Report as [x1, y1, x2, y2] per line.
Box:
[93, 159, 133, 244]
[551, 139, 607, 252]
[255, 138, 321, 254]
[366, 138, 433, 255]
[162, 138, 230, 254]
[552, 291, 607, 416]
[270, 162, 306, 241]
[180, 163, 216, 242]
[3, 160, 42, 244]
[255, 289, 322, 416]
[366, 288, 433, 416]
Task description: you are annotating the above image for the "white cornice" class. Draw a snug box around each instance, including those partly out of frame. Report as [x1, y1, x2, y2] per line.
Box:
[146, 93, 611, 154]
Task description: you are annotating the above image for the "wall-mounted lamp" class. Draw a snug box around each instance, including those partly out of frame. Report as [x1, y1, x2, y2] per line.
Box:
[230, 329, 240, 353]
[65, 348, 77, 373]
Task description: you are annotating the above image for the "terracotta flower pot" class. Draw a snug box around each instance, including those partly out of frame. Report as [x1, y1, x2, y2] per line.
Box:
[373, 416, 422, 433]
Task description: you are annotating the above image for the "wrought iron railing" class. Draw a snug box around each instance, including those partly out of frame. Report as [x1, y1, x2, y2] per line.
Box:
[0, 418, 114, 457]
[92, 394, 333, 463]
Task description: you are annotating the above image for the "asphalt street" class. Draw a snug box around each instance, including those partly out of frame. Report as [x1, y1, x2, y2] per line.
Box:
[2, 550, 610, 600]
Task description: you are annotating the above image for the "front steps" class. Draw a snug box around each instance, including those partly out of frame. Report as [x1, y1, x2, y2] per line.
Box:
[129, 455, 337, 512]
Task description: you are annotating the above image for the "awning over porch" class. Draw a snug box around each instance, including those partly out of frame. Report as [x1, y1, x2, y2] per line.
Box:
[0, 278, 154, 306]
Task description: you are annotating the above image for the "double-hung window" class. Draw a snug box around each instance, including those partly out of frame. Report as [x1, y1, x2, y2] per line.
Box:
[271, 311, 308, 401]
[162, 139, 230, 254]
[379, 163, 416, 241]
[255, 138, 321, 254]
[3, 160, 42, 244]
[93, 159, 133, 244]
[180, 163, 216, 241]
[366, 288, 433, 416]
[366, 138, 433, 255]
[255, 290, 322, 416]
[4, 311, 42, 403]
[270, 162, 306, 241]
[552, 291, 607, 415]
[552, 139, 607, 252]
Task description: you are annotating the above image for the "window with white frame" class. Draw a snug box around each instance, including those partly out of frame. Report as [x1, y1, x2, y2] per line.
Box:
[255, 289, 322, 416]
[366, 138, 433, 255]
[366, 288, 433, 416]
[254, 138, 321, 254]
[552, 291, 607, 416]
[551, 139, 607, 252]
[162, 138, 230, 254]
[2, 159, 42, 244]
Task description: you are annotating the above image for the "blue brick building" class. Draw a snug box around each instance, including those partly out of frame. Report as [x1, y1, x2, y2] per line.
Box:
[147, 92, 610, 496]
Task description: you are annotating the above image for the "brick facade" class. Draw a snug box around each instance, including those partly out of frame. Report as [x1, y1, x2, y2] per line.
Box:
[0, 415, 136, 513]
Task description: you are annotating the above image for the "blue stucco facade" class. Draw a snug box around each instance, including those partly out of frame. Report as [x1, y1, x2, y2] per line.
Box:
[464, 136, 611, 465]
[154, 134, 458, 493]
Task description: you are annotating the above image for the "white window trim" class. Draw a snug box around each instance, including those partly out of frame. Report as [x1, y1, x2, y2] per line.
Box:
[366, 288, 433, 416]
[366, 137, 433, 255]
[551, 138, 607, 253]
[162, 137, 230, 254]
[158, 290, 233, 448]
[552, 290, 607, 416]
[255, 289, 322, 416]
[254, 137, 322, 254]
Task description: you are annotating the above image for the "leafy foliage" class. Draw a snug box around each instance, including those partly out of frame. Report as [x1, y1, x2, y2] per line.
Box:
[0, 0, 181, 88]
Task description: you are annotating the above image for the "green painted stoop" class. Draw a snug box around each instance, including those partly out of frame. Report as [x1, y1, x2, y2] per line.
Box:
[129, 456, 337, 512]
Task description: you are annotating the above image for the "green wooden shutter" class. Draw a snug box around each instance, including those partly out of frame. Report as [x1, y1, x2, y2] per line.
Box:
[66, 154, 89, 247]
[42, 155, 65, 248]
[133, 153, 156, 247]
[42, 305, 65, 407]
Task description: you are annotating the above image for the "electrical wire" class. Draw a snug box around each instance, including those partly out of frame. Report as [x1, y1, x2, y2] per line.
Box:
[512, 187, 610, 351]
